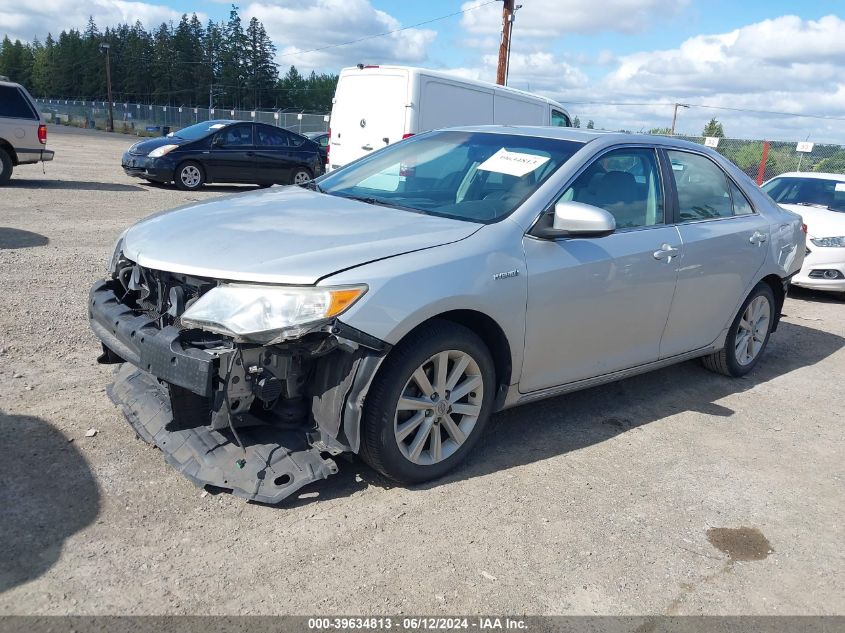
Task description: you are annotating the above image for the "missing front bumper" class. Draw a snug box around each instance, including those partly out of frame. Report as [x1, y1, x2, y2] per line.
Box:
[109, 363, 339, 504]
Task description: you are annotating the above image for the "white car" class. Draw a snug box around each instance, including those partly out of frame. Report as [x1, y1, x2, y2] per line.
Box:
[762, 171, 845, 297]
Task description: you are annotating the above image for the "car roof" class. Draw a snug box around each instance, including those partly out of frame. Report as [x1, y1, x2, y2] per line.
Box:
[769, 171, 845, 182]
[435, 125, 715, 152]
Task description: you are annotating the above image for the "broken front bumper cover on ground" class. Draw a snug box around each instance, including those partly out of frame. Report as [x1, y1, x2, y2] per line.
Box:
[109, 363, 339, 503]
[88, 279, 387, 504]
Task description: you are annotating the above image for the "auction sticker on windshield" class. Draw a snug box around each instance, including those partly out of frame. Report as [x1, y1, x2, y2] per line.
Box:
[478, 148, 550, 177]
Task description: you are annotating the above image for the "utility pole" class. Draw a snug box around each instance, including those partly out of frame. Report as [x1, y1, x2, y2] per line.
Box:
[496, 0, 515, 86]
[100, 43, 114, 132]
[670, 102, 689, 135]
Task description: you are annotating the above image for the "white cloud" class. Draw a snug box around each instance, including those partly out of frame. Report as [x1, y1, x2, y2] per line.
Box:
[460, 0, 686, 39]
[0, 0, 197, 41]
[243, 0, 436, 74]
[446, 51, 587, 93]
[455, 13, 845, 142]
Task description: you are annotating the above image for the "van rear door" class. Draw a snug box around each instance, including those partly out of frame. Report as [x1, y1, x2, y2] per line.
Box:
[329, 69, 409, 169]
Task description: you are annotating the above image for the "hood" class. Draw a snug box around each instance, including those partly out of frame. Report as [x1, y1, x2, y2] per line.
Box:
[780, 203, 845, 239]
[122, 187, 482, 284]
[128, 136, 190, 155]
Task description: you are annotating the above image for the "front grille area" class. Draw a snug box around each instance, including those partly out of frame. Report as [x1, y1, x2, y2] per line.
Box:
[114, 258, 215, 329]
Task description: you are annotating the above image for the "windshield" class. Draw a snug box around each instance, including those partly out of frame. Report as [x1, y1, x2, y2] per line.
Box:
[171, 121, 233, 141]
[316, 131, 584, 223]
[762, 176, 845, 213]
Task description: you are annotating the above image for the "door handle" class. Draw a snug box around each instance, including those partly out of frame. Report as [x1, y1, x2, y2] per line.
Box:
[246, 151, 255, 157]
[653, 244, 680, 262]
[361, 144, 373, 151]
[749, 231, 768, 245]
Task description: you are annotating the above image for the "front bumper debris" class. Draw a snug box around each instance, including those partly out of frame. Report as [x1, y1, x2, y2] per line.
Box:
[110, 363, 338, 503]
[88, 272, 387, 504]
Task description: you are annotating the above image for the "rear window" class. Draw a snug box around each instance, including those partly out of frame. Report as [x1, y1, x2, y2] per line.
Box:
[0, 85, 37, 120]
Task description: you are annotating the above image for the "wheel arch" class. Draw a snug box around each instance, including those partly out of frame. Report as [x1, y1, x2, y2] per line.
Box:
[0, 138, 18, 165]
[384, 309, 513, 409]
[759, 273, 786, 332]
[173, 158, 206, 184]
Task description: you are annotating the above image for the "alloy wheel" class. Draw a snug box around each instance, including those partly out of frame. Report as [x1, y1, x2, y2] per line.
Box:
[393, 350, 483, 466]
[293, 171, 311, 185]
[180, 165, 201, 188]
[734, 295, 771, 366]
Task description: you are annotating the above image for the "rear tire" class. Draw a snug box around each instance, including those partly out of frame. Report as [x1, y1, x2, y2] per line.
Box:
[702, 282, 775, 377]
[360, 320, 496, 484]
[174, 161, 204, 191]
[0, 148, 12, 185]
[290, 168, 312, 186]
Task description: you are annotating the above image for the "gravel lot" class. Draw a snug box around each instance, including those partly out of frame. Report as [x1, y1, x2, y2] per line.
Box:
[0, 126, 843, 616]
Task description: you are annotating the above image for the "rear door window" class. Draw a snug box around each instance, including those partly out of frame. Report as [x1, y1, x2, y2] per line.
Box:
[0, 85, 37, 120]
[256, 126, 288, 146]
[667, 151, 734, 221]
[729, 180, 755, 215]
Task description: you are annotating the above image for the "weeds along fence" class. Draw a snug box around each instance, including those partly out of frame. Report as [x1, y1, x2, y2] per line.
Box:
[35, 98, 330, 137]
[667, 136, 845, 182]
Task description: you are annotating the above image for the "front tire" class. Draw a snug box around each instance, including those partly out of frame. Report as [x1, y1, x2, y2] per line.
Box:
[0, 148, 12, 185]
[702, 282, 775, 377]
[174, 161, 204, 191]
[360, 320, 496, 484]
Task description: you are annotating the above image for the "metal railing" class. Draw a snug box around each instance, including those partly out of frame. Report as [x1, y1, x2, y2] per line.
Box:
[35, 98, 330, 136]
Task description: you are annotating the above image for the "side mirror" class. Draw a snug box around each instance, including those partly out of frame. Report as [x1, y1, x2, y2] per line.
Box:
[212, 136, 224, 147]
[533, 201, 616, 239]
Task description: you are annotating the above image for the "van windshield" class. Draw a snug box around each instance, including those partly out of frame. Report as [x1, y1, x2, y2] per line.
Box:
[316, 131, 584, 223]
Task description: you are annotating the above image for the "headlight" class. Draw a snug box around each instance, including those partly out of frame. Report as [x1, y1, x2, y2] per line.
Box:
[148, 144, 179, 158]
[810, 236, 845, 248]
[107, 232, 126, 273]
[180, 284, 367, 342]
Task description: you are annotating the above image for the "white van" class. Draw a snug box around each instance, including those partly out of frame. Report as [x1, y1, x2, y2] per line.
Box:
[327, 65, 571, 171]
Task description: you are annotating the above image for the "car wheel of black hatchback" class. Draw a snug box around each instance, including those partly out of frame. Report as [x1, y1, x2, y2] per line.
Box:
[175, 161, 205, 191]
[291, 168, 312, 186]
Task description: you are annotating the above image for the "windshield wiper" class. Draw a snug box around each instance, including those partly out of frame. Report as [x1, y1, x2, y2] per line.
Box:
[303, 180, 324, 193]
[331, 193, 425, 213]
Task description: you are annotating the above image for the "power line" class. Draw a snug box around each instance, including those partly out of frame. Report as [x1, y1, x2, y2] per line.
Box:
[275, 0, 498, 60]
[567, 100, 845, 122]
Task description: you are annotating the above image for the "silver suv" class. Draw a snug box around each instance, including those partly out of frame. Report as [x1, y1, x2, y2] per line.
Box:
[88, 127, 805, 503]
[0, 78, 54, 185]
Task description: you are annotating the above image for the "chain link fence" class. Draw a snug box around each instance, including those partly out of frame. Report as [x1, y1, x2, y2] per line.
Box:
[667, 135, 845, 182]
[31, 100, 845, 182]
[34, 98, 330, 137]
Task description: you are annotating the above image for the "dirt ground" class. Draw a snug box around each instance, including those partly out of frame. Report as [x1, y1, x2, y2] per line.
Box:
[0, 126, 843, 616]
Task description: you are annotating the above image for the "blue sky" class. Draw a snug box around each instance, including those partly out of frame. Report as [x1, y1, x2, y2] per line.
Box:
[3, 0, 844, 140]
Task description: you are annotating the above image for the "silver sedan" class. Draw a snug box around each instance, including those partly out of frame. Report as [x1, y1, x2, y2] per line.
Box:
[89, 127, 805, 503]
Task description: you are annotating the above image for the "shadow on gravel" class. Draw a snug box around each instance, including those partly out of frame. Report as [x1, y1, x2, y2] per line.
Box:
[0, 411, 100, 593]
[7, 179, 145, 192]
[787, 285, 845, 305]
[232, 321, 845, 507]
[443, 320, 845, 487]
[0, 227, 49, 249]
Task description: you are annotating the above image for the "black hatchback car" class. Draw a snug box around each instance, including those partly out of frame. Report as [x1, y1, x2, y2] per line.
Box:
[121, 120, 323, 190]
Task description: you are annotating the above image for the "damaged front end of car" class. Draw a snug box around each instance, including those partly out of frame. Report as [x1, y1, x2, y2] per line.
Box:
[88, 254, 388, 504]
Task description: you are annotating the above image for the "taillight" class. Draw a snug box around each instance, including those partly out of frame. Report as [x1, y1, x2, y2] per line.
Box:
[802, 223, 808, 234]
[326, 129, 331, 159]
[38, 123, 47, 144]
[402, 133, 414, 140]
